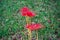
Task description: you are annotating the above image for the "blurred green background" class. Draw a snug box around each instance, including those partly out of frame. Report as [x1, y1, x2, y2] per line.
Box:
[0, 0, 60, 40]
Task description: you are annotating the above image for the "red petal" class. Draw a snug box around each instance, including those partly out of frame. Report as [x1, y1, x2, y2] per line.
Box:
[20, 7, 36, 17]
[26, 23, 42, 31]
[27, 11, 35, 17]
[20, 7, 29, 16]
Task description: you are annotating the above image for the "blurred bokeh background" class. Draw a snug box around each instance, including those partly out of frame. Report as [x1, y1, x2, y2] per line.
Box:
[0, 0, 60, 40]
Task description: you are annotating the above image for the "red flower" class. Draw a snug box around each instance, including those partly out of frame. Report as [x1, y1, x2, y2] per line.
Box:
[26, 23, 43, 31]
[20, 7, 35, 17]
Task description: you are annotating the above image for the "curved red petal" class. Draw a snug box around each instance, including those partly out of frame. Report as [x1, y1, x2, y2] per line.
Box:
[25, 23, 43, 31]
[20, 7, 36, 17]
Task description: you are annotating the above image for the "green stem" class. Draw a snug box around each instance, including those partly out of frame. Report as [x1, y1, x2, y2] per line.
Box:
[36, 30, 38, 40]
[25, 16, 32, 40]
[28, 29, 32, 40]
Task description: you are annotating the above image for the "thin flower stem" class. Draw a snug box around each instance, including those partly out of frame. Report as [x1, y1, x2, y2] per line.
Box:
[36, 30, 38, 40]
[25, 16, 32, 40]
[25, 16, 31, 24]
[25, 16, 29, 24]
[28, 29, 32, 40]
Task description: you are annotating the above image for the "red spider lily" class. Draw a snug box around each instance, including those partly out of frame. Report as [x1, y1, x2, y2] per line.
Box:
[26, 23, 43, 31]
[20, 7, 35, 17]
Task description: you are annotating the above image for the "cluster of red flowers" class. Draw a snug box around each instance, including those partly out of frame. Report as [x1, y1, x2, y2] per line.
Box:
[20, 7, 35, 17]
[26, 23, 43, 31]
[20, 7, 43, 31]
